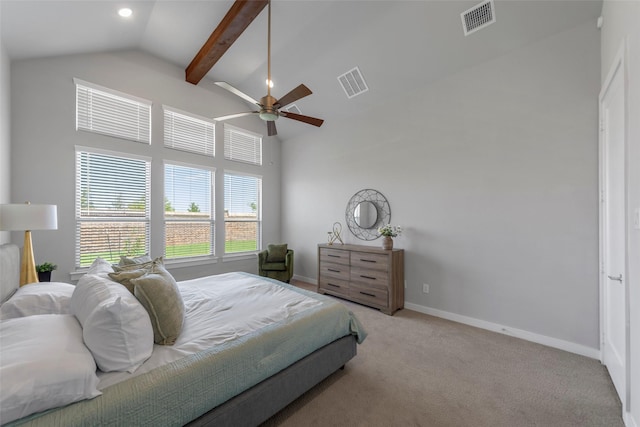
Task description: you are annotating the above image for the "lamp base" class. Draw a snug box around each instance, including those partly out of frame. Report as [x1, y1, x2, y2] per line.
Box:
[20, 230, 39, 286]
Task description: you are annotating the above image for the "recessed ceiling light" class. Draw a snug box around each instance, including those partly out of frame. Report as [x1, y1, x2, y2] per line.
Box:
[118, 8, 133, 18]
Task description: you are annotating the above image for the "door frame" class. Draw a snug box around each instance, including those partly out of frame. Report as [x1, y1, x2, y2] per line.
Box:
[598, 39, 629, 411]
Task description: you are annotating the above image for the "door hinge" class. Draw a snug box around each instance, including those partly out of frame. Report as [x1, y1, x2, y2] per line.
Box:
[600, 118, 605, 132]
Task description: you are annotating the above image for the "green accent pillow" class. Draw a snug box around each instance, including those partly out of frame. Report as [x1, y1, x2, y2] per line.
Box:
[266, 244, 288, 263]
[131, 264, 184, 346]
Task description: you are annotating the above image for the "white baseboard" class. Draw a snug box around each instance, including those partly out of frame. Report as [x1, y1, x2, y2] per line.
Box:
[404, 302, 600, 360]
[292, 276, 599, 359]
[625, 411, 639, 427]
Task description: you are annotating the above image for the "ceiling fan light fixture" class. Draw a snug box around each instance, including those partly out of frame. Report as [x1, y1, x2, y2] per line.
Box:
[259, 110, 279, 121]
[266, 79, 274, 88]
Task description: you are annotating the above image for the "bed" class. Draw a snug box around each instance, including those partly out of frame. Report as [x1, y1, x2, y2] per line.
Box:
[0, 243, 366, 426]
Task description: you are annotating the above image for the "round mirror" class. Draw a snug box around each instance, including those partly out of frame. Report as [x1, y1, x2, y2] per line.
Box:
[354, 201, 378, 229]
[345, 189, 391, 240]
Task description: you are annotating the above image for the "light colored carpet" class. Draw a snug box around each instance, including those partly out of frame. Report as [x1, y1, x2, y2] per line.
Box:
[262, 281, 623, 427]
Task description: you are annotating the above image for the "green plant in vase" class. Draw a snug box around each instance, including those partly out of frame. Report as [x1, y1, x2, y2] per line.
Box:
[35, 262, 57, 282]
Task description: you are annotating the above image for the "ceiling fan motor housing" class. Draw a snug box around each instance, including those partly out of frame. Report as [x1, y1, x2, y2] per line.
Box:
[259, 95, 279, 121]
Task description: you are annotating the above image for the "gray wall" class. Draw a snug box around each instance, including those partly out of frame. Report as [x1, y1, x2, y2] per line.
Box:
[282, 21, 601, 350]
[0, 39, 10, 244]
[9, 50, 281, 282]
[601, 1, 640, 423]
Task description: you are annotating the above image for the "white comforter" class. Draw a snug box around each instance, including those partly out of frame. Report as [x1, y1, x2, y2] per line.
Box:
[97, 272, 321, 389]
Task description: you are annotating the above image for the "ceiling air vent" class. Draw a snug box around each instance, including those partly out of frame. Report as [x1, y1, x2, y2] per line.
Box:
[283, 104, 301, 115]
[338, 67, 368, 99]
[461, 0, 496, 36]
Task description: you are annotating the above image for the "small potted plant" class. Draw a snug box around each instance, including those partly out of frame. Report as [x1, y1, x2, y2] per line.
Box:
[36, 262, 57, 282]
[377, 224, 402, 250]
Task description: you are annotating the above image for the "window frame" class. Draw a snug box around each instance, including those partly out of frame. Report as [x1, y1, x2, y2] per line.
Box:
[163, 160, 216, 261]
[223, 171, 262, 256]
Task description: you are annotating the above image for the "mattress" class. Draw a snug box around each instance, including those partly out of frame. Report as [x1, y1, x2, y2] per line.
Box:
[8, 272, 366, 426]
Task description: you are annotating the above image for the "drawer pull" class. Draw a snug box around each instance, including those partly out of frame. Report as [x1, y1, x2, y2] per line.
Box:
[328, 268, 341, 273]
[328, 254, 340, 258]
[359, 291, 376, 298]
[360, 275, 376, 280]
[360, 259, 376, 263]
[327, 283, 340, 288]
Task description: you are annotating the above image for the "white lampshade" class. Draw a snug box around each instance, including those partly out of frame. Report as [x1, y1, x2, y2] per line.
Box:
[0, 204, 58, 231]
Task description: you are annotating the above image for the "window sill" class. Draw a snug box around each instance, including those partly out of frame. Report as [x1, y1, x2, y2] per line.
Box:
[222, 252, 259, 263]
[70, 256, 220, 282]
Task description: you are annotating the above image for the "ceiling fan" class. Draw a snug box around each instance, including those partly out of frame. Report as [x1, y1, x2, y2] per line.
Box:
[213, 0, 324, 136]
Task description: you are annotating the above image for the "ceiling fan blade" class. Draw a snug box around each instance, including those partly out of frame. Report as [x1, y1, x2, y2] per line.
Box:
[215, 82, 261, 106]
[267, 121, 277, 136]
[281, 111, 324, 127]
[214, 111, 258, 121]
[274, 84, 312, 108]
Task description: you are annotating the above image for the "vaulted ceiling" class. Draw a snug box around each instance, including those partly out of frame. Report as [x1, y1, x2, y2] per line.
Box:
[0, 0, 602, 140]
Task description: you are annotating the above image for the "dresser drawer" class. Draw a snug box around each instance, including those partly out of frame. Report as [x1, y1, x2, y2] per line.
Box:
[319, 277, 349, 297]
[349, 283, 389, 309]
[350, 251, 389, 271]
[319, 248, 350, 265]
[319, 262, 350, 281]
[350, 267, 389, 290]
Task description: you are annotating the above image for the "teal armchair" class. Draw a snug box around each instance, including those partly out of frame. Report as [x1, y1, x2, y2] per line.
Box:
[258, 244, 294, 283]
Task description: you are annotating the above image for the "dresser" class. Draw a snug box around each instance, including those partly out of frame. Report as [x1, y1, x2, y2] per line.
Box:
[317, 243, 404, 315]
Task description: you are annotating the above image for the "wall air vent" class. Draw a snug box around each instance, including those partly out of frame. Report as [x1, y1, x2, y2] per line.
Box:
[461, 0, 496, 36]
[282, 104, 301, 115]
[338, 66, 368, 99]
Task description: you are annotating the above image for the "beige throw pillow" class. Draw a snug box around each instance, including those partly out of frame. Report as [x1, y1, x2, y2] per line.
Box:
[108, 269, 147, 294]
[118, 254, 153, 266]
[131, 264, 184, 346]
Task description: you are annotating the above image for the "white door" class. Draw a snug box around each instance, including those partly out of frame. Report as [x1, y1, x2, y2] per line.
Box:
[599, 50, 627, 406]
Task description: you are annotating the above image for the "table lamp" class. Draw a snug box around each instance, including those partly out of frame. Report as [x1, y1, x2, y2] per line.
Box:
[0, 203, 58, 286]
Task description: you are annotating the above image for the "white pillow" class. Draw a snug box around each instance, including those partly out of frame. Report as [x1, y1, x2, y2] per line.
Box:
[0, 314, 101, 423]
[71, 274, 153, 373]
[0, 282, 75, 320]
[86, 257, 114, 277]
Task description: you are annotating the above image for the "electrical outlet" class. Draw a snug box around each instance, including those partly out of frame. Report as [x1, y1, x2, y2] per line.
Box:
[423, 283, 430, 293]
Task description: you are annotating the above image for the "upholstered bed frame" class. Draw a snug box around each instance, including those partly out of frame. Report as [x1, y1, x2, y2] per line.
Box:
[0, 243, 357, 426]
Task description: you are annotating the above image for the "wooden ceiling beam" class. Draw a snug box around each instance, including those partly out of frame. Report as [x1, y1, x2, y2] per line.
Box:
[185, 0, 268, 85]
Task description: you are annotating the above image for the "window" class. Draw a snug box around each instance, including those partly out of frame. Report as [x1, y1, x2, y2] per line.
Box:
[224, 173, 261, 253]
[164, 106, 215, 156]
[75, 148, 151, 267]
[164, 163, 214, 259]
[75, 78, 151, 144]
[224, 124, 262, 165]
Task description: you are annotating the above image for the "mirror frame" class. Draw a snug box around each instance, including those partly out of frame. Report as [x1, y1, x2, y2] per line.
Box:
[345, 189, 391, 241]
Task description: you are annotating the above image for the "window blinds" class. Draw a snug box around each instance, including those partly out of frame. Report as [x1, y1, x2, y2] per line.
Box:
[224, 124, 262, 165]
[75, 149, 151, 267]
[164, 107, 215, 156]
[75, 79, 151, 144]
